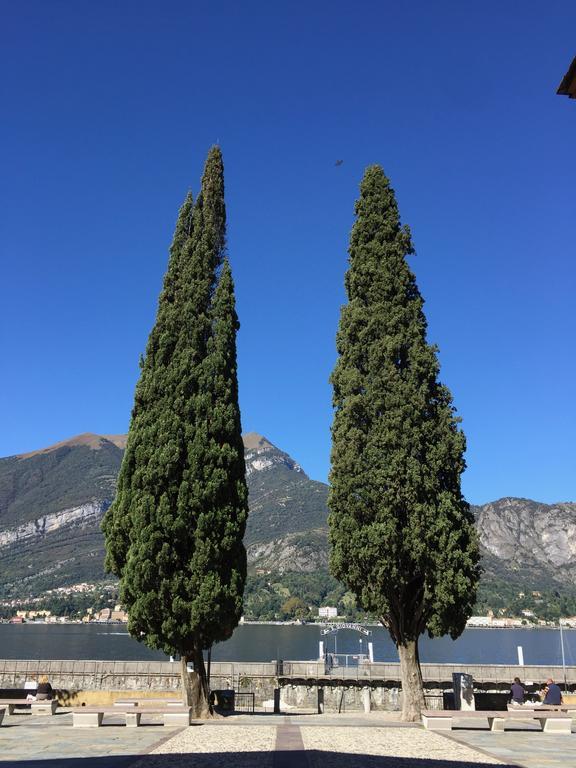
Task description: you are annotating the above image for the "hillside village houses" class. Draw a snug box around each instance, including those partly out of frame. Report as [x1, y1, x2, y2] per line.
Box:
[10, 611, 70, 624]
[466, 613, 576, 628]
[16, 610, 51, 620]
[467, 615, 524, 628]
[7, 606, 128, 623]
[82, 606, 128, 623]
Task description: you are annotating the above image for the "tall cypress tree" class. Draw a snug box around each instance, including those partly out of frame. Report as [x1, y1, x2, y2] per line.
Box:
[102, 147, 247, 717]
[329, 165, 480, 721]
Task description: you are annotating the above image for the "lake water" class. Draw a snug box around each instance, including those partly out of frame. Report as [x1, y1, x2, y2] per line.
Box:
[1, 623, 575, 666]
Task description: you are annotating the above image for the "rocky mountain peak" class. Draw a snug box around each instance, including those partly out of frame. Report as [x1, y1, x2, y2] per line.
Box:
[16, 433, 127, 460]
[242, 432, 304, 477]
[476, 496, 576, 573]
[242, 433, 276, 451]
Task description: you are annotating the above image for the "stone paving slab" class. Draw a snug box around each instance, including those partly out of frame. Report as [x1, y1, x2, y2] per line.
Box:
[0, 710, 180, 766]
[274, 725, 306, 768]
[446, 727, 576, 768]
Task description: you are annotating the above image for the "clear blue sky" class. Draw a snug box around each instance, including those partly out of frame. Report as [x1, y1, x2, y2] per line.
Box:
[1, 1, 575, 504]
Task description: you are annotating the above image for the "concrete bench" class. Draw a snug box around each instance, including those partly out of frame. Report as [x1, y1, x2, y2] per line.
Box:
[30, 700, 58, 715]
[508, 704, 576, 713]
[69, 706, 192, 727]
[0, 698, 58, 716]
[0, 699, 31, 715]
[489, 710, 573, 734]
[113, 698, 183, 707]
[421, 709, 573, 734]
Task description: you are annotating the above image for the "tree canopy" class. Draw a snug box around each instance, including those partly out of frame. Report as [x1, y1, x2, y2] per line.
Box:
[328, 165, 481, 719]
[102, 147, 248, 715]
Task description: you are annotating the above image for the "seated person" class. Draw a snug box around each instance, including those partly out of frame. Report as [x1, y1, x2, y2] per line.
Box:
[510, 676, 526, 705]
[542, 678, 563, 706]
[35, 675, 53, 701]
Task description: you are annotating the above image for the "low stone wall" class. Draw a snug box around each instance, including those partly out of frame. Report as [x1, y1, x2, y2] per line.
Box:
[0, 660, 181, 692]
[0, 660, 573, 712]
[0, 660, 279, 708]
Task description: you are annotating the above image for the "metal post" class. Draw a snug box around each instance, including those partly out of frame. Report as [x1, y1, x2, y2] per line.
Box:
[560, 621, 568, 692]
[361, 687, 371, 712]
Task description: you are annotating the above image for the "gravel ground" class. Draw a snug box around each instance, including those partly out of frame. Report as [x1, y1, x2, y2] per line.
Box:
[133, 725, 276, 768]
[300, 727, 510, 767]
[131, 723, 513, 768]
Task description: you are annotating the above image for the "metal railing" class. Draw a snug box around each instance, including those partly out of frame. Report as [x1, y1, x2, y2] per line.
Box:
[234, 692, 255, 713]
[278, 660, 576, 684]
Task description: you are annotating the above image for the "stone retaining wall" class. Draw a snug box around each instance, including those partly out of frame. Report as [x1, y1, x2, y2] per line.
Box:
[0, 660, 573, 712]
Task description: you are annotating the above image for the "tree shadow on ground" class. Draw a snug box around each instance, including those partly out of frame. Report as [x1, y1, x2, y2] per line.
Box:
[0, 749, 521, 768]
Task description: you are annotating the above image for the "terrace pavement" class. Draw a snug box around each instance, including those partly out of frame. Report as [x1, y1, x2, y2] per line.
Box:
[0, 709, 573, 768]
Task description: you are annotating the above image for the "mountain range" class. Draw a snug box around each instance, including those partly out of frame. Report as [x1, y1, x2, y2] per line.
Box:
[1, 432, 575, 613]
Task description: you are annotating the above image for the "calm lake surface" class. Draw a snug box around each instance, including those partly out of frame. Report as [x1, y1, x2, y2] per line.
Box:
[1, 623, 575, 666]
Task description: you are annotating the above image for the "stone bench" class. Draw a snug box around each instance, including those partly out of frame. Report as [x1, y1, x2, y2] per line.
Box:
[69, 706, 192, 727]
[113, 698, 183, 707]
[421, 709, 573, 734]
[0, 699, 31, 715]
[30, 700, 58, 715]
[0, 698, 58, 716]
[507, 704, 576, 713]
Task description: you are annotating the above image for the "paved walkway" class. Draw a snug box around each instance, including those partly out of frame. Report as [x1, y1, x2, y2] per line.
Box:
[0, 709, 574, 768]
[446, 725, 576, 768]
[0, 709, 174, 766]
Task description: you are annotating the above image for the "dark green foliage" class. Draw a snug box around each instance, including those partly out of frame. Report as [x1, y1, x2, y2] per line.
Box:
[7, 589, 117, 620]
[474, 551, 576, 621]
[328, 165, 481, 646]
[243, 570, 365, 621]
[102, 147, 248, 665]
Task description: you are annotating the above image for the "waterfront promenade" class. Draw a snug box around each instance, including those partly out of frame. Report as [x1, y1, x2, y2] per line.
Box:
[1, 710, 575, 768]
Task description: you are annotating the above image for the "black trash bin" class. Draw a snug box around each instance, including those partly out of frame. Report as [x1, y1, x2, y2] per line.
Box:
[474, 692, 510, 711]
[212, 689, 235, 712]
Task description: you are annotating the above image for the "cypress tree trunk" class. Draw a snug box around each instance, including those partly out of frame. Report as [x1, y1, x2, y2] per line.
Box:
[180, 652, 211, 717]
[397, 639, 426, 721]
[180, 656, 194, 707]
